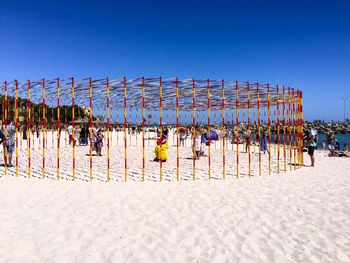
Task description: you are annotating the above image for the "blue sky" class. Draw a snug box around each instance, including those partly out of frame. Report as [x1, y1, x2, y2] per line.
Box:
[1, 0, 349, 120]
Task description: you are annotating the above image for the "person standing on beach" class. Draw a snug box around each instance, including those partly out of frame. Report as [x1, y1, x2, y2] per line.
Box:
[2, 119, 16, 167]
[305, 123, 317, 167]
[67, 123, 73, 145]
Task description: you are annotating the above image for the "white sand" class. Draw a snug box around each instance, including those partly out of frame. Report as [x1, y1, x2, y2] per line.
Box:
[0, 131, 349, 262]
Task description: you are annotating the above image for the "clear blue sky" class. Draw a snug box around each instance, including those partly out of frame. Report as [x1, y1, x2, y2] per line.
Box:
[1, 0, 349, 120]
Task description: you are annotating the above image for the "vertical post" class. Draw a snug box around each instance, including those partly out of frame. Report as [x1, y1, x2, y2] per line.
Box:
[267, 84, 271, 175]
[221, 80, 226, 179]
[192, 78, 196, 180]
[71, 78, 76, 180]
[207, 79, 211, 180]
[277, 85, 280, 174]
[292, 88, 297, 169]
[106, 77, 111, 182]
[235, 80, 239, 178]
[247, 82, 251, 177]
[176, 78, 180, 180]
[27, 81, 31, 178]
[257, 83, 261, 176]
[89, 77, 93, 181]
[159, 77, 163, 181]
[288, 87, 292, 171]
[123, 77, 128, 181]
[283, 86, 287, 172]
[3, 81, 8, 175]
[299, 90, 304, 167]
[57, 78, 61, 180]
[15, 80, 19, 177]
[64, 107, 67, 146]
[142, 77, 145, 181]
[51, 107, 54, 147]
[42, 79, 46, 178]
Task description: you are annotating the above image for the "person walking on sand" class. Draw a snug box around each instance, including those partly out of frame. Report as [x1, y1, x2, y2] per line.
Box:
[305, 123, 317, 167]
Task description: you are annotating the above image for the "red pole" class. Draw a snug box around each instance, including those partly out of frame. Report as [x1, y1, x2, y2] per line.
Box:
[57, 78, 61, 180]
[235, 80, 239, 178]
[267, 84, 271, 175]
[207, 79, 211, 180]
[221, 79, 226, 179]
[176, 78, 180, 180]
[106, 77, 110, 182]
[27, 80, 31, 178]
[159, 77, 163, 181]
[123, 77, 128, 181]
[15, 80, 19, 176]
[142, 77, 145, 181]
[42, 79, 46, 178]
[71, 77, 76, 180]
[89, 77, 93, 181]
[192, 78, 196, 180]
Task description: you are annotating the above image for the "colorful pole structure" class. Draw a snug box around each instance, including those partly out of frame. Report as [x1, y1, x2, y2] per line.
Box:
[247, 82, 251, 177]
[235, 80, 239, 178]
[64, 107, 67, 146]
[221, 80, 226, 179]
[141, 77, 145, 181]
[159, 77, 163, 182]
[192, 78, 196, 180]
[106, 77, 111, 182]
[283, 86, 287, 173]
[27, 80, 31, 178]
[57, 78, 61, 180]
[288, 87, 292, 171]
[292, 88, 297, 169]
[51, 107, 54, 148]
[71, 77, 76, 180]
[299, 90, 304, 167]
[15, 80, 19, 177]
[42, 79, 46, 178]
[276, 85, 280, 174]
[267, 84, 271, 175]
[257, 83, 261, 176]
[89, 77, 93, 181]
[176, 78, 180, 181]
[207, 79, 211, 180]
[123, 77, 128, 181]
[3, 81, 8, 175]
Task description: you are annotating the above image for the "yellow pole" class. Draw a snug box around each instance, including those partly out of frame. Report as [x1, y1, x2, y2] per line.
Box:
[42, 79, 46, 178]
[235, 80, 239, 178]
[15, 80, 19, 177]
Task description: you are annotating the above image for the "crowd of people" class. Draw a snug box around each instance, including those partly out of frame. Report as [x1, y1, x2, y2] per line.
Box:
[1, 119, 349, 168]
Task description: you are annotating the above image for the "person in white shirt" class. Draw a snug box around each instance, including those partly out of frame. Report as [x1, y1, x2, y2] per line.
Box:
[305, 123, 317, 167]
[67, 124, 73, 145]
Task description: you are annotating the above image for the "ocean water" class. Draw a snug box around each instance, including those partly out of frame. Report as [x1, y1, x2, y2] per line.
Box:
[267, 133, 350, 150]
[317, 133, 350, 149]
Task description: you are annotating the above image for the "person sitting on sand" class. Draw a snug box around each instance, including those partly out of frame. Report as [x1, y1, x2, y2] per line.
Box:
[328, 149, 350, 157]
[154, 130, 169, 162]
[343, 143, 349, 152]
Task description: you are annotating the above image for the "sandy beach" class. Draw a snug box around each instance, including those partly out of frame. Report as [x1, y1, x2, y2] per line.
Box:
[0, 132, 349, 262]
